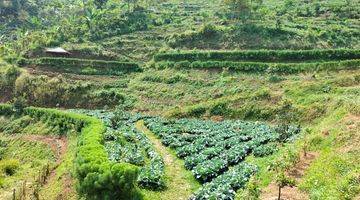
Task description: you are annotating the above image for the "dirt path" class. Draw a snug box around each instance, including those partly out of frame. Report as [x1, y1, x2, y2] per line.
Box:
[260, 152, 319, 200]
[23, 135, 68, 164]
[135, 120, 200, 200]
[22, 135, 68, 188]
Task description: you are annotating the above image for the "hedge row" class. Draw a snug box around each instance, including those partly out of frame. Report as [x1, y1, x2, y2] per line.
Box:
[155, 59, 360, 74]
[154, 49, 360, 62]
[20, 57, 142, 75]
[0, 104, 141, 200]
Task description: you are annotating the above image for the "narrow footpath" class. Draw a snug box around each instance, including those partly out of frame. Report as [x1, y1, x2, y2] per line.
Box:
[135, 120, 200, 200]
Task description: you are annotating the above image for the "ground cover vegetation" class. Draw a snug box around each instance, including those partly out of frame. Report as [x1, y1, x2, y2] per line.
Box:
[20, 57, 142, 75]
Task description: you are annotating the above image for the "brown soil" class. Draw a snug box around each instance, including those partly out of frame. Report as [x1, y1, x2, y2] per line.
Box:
[0, 89, 13, 103]
[260, 152, 319, 200]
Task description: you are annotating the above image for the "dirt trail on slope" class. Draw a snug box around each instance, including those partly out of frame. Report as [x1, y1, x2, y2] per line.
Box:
[260, 152, 319, 200]
[135, 120, 200, 200]
[23, 135, 68, 164]
[23, 135, 68, 188]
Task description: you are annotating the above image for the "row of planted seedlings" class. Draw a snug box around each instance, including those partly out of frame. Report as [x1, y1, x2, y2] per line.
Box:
[153, 49, 360, 74]
[74, 109, 166, 190]
[143, 117, 300, 199]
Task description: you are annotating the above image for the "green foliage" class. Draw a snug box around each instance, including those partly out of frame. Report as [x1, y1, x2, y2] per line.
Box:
[10, 73, 133, 108]
[76, 109, 166, 190]
[190, 163, 257, 200]
[94, 0, 108, 9]
[145, 117, 300, 198]
[0, 159, 20, 176]
[153, 49, 360, 74]
[154, 49, 360, 62]
[21, 57, 141, 75]
[268, 75, 285, 83]
[0, 66, 21, 99]
[155, 60, 360, 74]
[236, 176, 261, 200]
[223, 0, 252, 22]
[0, 104, 141, 199]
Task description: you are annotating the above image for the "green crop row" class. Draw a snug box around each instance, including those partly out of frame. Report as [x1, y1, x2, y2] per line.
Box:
[190, 163, 257, 200]
[155, 59, 360, 74]
[74, 109, 166, 190]
[19, 57, 142, 75]
[154, 49, 360, 62]
[0, 104, 141, 200]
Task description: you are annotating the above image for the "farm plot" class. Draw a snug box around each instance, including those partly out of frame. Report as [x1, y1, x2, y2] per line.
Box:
[73, 109, 300, 199]
[74, 110, 166, 190]
[153, 49, 360, 74]
[144, 117, 300, 199]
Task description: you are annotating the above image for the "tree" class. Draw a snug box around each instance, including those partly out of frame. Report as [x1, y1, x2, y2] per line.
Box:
[269, 149, 299, 200]
[275, 172, 296, 200]
[302, 128, 311, 157]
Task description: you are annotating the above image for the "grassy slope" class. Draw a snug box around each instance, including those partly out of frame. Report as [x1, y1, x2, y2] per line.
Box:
[38, 133, 79, 200]
[0, 133, 55, 199]
[0, 115, 79, 199]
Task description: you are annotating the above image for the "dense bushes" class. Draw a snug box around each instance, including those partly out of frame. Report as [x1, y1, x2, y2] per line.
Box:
[0, 66, 21, 101]
[154, 49, 360, 62]
[20, 57, 141, 75]
[0, 104, 142, 199]
[155, 59, 360, 74]
[11, 73, 132, 108]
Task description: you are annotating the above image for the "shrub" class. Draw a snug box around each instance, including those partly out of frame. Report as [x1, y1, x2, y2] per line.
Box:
[0, 159, 20, 176]
[268, 75, 285, 83]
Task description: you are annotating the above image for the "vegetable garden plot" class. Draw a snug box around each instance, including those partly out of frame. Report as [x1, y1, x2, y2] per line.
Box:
[73, 110, 166, 190]
[144, 117, 300, 199]
[71, 109, 300, 199]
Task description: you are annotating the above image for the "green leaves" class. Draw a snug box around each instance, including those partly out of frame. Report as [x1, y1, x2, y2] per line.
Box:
[145, 117, 300, 199]
[0, 104, 141, 199]
[78, 109, 166, 190]
[191, 163, 257, 200]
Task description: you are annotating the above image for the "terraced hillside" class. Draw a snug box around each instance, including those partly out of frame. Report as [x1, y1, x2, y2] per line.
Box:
[0, 0, 359, 200]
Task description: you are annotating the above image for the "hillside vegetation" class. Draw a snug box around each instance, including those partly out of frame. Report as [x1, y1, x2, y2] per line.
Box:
[0, 0, 359, 200]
